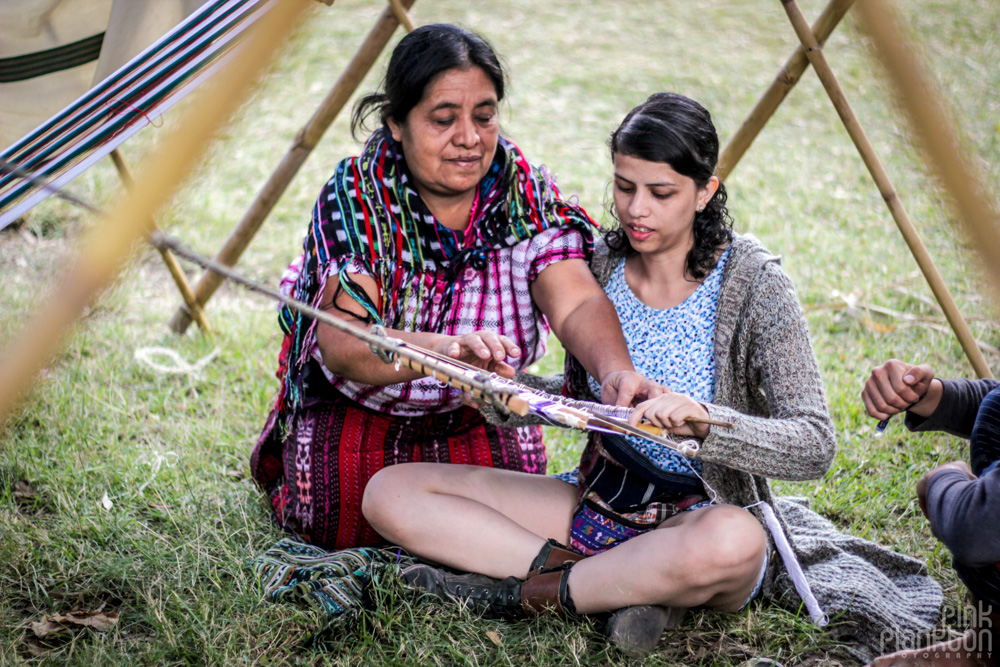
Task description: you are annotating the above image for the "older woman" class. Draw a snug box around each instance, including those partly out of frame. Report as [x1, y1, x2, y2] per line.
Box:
[250, 24, 657, 551]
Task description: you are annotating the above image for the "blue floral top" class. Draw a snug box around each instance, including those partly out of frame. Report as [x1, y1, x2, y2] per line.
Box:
[557, 246, 731, 483]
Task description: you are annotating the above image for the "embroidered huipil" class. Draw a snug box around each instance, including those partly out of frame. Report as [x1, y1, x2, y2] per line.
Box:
[296, 226, 586, 415]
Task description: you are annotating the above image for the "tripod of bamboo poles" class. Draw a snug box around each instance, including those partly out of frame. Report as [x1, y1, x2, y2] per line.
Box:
[108, 148, 212, 333]
[717, 0, 992, 378]
[167, 0, 417, 335]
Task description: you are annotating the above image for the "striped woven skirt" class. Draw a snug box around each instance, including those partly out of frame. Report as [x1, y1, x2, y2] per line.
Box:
[250, 390, 546, 550]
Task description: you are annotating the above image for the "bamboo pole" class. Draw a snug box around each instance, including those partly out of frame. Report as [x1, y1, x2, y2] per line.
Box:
[109, 148, 212, 335]
[0, 0, 314, 426]
[717, 0, 854, 180]
[169, 0, 417, 334]
[854, 1, 1000, 333]
[780, 0, 992, 379]
[388, 0, 416, 33]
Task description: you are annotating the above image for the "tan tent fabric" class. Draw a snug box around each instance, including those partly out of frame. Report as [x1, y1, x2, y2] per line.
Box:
[0, 0, 209, 152]
[0, 0, 112, 150]
[92, 0, 209, 84]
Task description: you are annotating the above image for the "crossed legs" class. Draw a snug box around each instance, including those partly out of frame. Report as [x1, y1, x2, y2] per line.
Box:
[362, 462, 767, 614]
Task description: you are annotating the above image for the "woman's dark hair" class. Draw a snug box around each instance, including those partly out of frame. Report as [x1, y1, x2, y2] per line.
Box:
[605, 92, 733, 281]
[351, 24, 507, 138]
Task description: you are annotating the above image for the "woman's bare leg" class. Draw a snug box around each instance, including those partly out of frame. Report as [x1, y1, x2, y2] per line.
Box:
[362, 462, 578, 579]
[366, 468, 767, 614]
[568, 504, 767, 614]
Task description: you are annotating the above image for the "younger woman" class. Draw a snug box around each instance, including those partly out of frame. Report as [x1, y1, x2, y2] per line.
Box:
[361, 92, 836, 652]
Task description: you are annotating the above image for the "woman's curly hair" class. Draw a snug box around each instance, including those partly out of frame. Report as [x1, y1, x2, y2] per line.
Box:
[605, 92, 733, 281]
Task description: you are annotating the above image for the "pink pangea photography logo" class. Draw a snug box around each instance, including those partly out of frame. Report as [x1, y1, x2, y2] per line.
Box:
[880, 600, 994, 660]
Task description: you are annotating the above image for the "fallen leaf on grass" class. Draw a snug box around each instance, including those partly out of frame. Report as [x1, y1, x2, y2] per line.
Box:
[30, 618, 73, 639]
[25, 640, 58, 658]
[100, 492, 113, 511]
[485, 630, 502, 647]
[31, 611, 120, 637]
[56, 611, 119, 631]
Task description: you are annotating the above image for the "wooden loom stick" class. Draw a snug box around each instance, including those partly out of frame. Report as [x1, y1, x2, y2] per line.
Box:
[403, 342, 736, 433]
[854, 0, 1000, 342]
[780, 0, 993, 380]
[0, 0, 315, 427]
[169, 0, 418, 334]
[154, 234, 724, 453]
[158, 234, 725, 444]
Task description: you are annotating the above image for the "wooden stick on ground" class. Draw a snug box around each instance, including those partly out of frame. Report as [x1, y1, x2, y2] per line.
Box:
[780, 0, 993, 379]
[169, 0, 418, 334]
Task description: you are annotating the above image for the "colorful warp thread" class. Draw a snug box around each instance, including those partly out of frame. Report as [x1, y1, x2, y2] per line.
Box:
[276, 128, 596, 414]
[251, 539, 413, 620]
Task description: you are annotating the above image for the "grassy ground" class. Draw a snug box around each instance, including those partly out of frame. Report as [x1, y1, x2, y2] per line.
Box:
[2, 0, 999, 664]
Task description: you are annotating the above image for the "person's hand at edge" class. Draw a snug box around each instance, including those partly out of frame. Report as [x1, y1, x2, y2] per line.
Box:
[862, 359, 941, 420]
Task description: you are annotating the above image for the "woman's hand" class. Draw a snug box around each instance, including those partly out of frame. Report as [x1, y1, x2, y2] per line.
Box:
[862, 359, 940, 420]
[600, 370, 666, 407]
[629, 392, 711, 439]
[434, 332, 521, 379]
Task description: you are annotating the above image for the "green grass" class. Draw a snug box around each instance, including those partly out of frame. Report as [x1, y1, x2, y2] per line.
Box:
[2, 0, 999, 664]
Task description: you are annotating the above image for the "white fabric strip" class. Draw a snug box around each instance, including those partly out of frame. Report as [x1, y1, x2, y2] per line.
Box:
[750, 500, 829, 627]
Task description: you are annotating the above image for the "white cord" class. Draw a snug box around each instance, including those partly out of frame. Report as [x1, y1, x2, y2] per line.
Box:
[134, 346, 220, 377]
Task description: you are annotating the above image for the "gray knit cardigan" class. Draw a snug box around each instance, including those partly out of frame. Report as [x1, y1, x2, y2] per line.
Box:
[504, 233, 942, 661]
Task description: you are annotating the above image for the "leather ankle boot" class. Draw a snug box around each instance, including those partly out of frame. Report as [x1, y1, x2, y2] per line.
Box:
[401, 563, 526, 619]
[527, 539, 586, 578]
[402, 561, 579, 620]
[520, 565, 578, 618]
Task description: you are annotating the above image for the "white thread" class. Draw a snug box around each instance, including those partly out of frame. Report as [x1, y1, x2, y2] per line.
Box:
[607, 471, 629, 505]
[136, 449, 179, 494]
[134, 346, 220, 377]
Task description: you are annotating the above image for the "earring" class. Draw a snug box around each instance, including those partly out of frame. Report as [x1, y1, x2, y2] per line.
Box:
[697, 205, 704, 212]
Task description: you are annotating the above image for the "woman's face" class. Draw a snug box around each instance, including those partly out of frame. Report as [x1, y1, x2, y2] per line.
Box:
[387, 67, 500, 211]
[612, 152, 718, 256]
